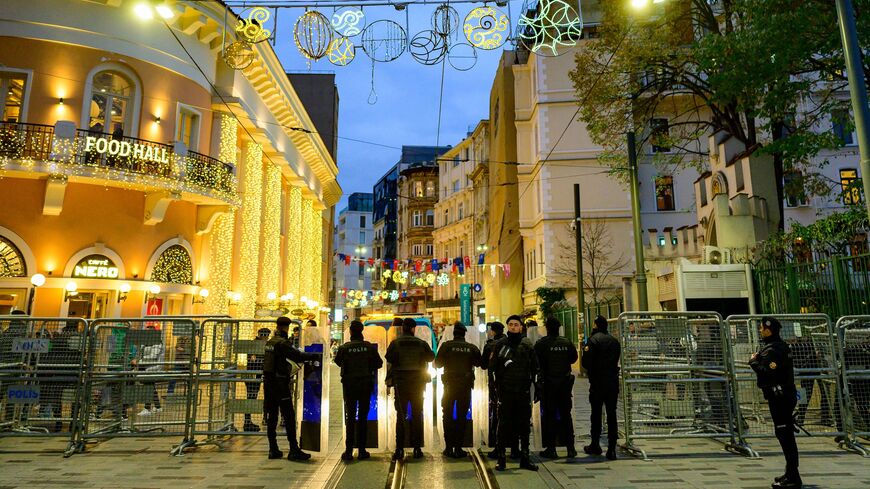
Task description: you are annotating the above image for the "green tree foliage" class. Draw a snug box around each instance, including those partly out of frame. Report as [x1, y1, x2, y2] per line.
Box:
[535, 286, 567, 318]
[569, 0, 868, 227]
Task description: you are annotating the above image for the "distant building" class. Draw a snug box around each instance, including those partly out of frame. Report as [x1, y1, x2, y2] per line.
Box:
[396, 162, 438, 314]
[333, 193, 373, 322]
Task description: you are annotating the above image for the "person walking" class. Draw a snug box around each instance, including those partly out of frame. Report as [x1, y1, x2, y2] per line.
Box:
[749, 317, 802, 489]
[581, 315, 621, 460]
[434, 321, 482, 458]
[490, 315, 539, 472]
[334, 320, 383, 461]
[243, 327, 271, 432]
[481, 321, 505, 459]
[263, 317, 321, 461]
[385, 317, 434, 461]
[535, 316, 579, 459]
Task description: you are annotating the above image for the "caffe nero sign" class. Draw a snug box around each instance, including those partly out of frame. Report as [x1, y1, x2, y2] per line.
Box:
[73, 254, 119, 279]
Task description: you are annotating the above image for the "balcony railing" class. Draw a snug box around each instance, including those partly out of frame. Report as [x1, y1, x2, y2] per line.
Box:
[0, 122, 237, 203]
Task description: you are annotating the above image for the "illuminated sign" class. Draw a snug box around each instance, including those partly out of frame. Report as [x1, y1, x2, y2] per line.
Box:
[73, 255, 119, 279]
[84, 136, 170, 164]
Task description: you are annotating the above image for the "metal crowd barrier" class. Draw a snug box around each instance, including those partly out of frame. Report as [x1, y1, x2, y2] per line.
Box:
[837, 316, 870, 453]
[0, 317, 88, 456]
[618, 312, 751, 459]
[726, 314, 865, 456]
[72, 318, 198, 454]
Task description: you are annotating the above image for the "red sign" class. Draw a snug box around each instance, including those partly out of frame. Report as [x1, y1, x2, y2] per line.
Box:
[145, 298, 163, 330]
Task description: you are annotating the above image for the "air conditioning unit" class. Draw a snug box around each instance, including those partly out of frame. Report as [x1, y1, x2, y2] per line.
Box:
[704, 246, 732, 265]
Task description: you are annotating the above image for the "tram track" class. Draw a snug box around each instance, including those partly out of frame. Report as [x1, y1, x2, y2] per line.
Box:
[385, 448, 499, 489]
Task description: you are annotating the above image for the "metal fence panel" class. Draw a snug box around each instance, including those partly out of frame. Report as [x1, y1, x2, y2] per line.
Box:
[837, 316, 870, 448]
[618, 312, 748, 459]
[76, 318, 197, 451]
[726, 314, 856, 452]
[0, 317, 87, 455]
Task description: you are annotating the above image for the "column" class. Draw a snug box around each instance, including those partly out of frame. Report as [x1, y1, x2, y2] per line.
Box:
[205, 113, 237, 316]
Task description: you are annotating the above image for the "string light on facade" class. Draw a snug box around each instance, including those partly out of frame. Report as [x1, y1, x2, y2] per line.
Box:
[205, 114, 238, 316]
[259, 162, 282, 301]
[285, 186, 303, 299]
[238, 142, 264, 318]
[150, 244, 193, 284]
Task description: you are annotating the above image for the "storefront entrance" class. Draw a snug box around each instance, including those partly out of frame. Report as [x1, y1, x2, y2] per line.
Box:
[67, 290, 111, 319]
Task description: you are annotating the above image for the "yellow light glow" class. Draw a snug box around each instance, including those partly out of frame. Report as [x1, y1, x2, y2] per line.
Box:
[149, 284, 161, 295]
[630, 0, 651, 9]
[259, 162, 282, 303]
[199, 288, 210, 298]
[119, 283, 132, 293]
[204, 114, 238, 316]
[65, 281, 77, 292]
[238, 141, 264, 318]
[285, 186, 303, 300]
[134, 2, 154, 20]
[30, 274, 46, 287]
[155, 3, 174, 19]
[267, 291, 277, 301]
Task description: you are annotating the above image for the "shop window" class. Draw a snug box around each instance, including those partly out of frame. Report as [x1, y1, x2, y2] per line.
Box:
[655, 176, 675, 211]
[0, 236, 26, 277]
[650, 118, 671, 153]
[88, 70, 136, 137]
[150, 245, 193, 284]
[176, 104, 201, 151]
[840, 168, 861, 205]
[0, 71, 29, 123]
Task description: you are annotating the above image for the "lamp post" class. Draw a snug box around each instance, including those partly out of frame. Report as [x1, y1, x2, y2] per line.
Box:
[27, 273, 46, 314]
[628, 131, 649, 311]
[835, 0, 870, 222]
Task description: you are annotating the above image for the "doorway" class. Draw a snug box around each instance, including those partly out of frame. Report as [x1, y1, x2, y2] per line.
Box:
[67, 291, 111, 319]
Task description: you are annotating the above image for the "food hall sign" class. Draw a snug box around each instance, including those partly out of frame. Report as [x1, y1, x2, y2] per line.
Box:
[84, 135, 170, 163]
[73, 255, 119, 279]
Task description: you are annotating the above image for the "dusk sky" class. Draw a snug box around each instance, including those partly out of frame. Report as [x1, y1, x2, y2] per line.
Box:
[253, 1, 529, 210]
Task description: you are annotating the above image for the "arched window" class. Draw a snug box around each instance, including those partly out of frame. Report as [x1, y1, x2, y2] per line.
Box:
[88, 70, 135, 137]
[0, 236, 26, 277]
[150, 245, 193, 284]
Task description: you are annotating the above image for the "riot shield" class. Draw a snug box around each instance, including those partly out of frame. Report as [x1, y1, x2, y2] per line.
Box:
[343, 325, 387, 450]
[386, 325, 435, 451]
[435, 325, 483, 450]
[298, 324, 330, 454]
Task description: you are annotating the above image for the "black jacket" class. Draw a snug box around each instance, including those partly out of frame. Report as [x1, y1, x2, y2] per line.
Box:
[385, 333, 434, 386]
[489, 333, 538, 394]
[534, 334, 578, 384]
[434, 338, 482, 387]
[334, 337, 383, 385]
[263, 334, 319, 378]
[581, 330, 621, 391]
[749, 335, 796, 398]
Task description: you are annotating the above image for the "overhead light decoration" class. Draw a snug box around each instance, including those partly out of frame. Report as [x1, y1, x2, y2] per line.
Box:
[328, 37, 356, 66]
[516, 0, 583, 57]
[331, 7, 365, 37]
[437, 273, 450, 286]
[389, 290, 399, 301]
[236, 6, 272, 44]
[294, 10, 334, 61]
[118, 283, 131, 303]
[224, 41, 256, 70]
[464, 6, 510, 50]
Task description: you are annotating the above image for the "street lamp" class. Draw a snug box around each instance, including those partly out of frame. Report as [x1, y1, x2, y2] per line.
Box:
[192, 287, 209, 304]
[145, 284, 161, 301]
[63, 281, 78, 302]
[27, 273, 45, 314]
[118, 283, 131, 303]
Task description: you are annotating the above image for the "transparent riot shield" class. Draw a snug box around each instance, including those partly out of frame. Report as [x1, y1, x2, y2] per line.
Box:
[386, 325, 435, 451]
[343, 325, 387, 451]
[298, 324, 330, 454]
[526, 325, 547, 451]
[435, 325, 483, 450]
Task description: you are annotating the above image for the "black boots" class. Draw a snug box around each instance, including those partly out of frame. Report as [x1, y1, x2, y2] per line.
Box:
[519, 451, 538, 471]
[358, 449, 371, 460]
[268, 449, 283, 459]
[341, 450, 354, 461]
[287, 448, 311, 461]
[392, 449, 404, 461]
[772, 474, 802, 488]
[605, 446, 617, 460]
[539, 448, 558, 459]
[413, 447, 424, 459]
[583, 444, 602, 455]
[495, 452, 507, 471]
[566, 445, 577, 458]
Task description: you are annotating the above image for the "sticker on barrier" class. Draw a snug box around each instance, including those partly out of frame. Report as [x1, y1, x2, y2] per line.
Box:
[618, 312, 750, 459]
[837, 316, 870, 453]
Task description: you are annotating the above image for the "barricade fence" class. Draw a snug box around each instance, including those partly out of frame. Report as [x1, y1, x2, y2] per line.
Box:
[837, 316, 870, 446]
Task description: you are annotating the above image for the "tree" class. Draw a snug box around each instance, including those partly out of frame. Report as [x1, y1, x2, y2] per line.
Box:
[553, 220, 631, 307]
[568, 0, 867, 230]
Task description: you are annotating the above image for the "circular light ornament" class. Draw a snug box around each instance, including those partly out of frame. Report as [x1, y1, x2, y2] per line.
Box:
[448, 42, 478, 71]
[463, 6, 510, 50]
[516, 0, 583, 57]
[410, 30, 448, 65]
[294, 10, 334, 61]
[236, 6, 272, 44]
[223, 41, 255, 70]
[432, 4, 459, 36]
[362, 20, 407, 62]
[331, 7, 365, 37]
[327, 37, 356, 66]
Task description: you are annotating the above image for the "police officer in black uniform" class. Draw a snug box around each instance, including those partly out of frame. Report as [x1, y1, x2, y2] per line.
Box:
[385, 317, 434, 461]
[434, 321, 482, 458]
[749, 317, 802, 489]
[535, 316, 579, 459]
[581, 315, 621, 460]
[263, 316, 321, 461]
[334, 320, 383, 461]
[481, 321, 505, 459]
[244, 327, 272, 432]
[490, 315, 539, 472]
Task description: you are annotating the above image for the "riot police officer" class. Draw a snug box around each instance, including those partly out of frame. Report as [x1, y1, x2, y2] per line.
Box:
[581, 315, 621, 460]
[334, 320, 383, 461]
[749, 317, 802, 489]
[481, 321, 505, 459]
[535, 316, 578, 459]
[434, 321, 482, 458]
[385, 317, 434, 461]
[263, 316, 321, 461]
[490, 315, 539, 472]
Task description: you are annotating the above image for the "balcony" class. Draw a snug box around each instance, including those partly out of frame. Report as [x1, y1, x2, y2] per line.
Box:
[0, 122, 237, 205]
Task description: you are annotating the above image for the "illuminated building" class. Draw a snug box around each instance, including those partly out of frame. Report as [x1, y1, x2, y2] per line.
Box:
[0, 0, 339, 318]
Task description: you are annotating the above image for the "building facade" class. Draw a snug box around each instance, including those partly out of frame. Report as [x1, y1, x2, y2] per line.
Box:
[395, 162, 438, 313]
[333, 192, 373, 322]
[0, 0, 339, 319]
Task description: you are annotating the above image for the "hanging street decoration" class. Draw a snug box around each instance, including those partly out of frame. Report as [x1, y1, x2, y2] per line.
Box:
[235, 6, 272, 44]
[410, 30, 448, 65]
[432, 4, 460, 37]
[294, 10, 334, 61]
[223, 40, 255, 70]
[463, 6, 509, 50]
[448, 42, 478, 71]
[362, 19, 407, 62]
[327, 36, 356, 66]
[331, 7, 365, 37]
[516, 0, 583, 57]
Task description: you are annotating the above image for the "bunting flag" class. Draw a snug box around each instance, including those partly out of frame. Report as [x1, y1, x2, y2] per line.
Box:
[478, 253, 485, 265]
[431, 259, 440, 271]
[344, 255, 351, 265]
[490, 265, 496, 278]
[367, 258, 375, 266]
[425, 262, 432, 272]
[464, 256, 471, 268]
[504, 264, 511, 279]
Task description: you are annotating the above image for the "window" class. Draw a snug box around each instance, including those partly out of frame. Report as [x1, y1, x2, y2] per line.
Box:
[458, 202, 464, 219]
[414, 181, 424, 197]
[425, 180, 435, 197]
[444, 208, 450, 224]
[359, 231, 366, 243]
[88, 70, 135, 136]
[735, 159, 745, 191]
[699, 179, 708, 206]
[783, 172, 808, 207]
[453, 179, 460, 193]
[358, 262, 365, 278]
[650, 118, 671, 153]
[176, 104, 201, 151]
[360, 215, 366, 227]
[453, 156, 460, 167]
[840, 168, 861, 205]
[0, 71, 28, 122]
[413, 210, 423, 227]
[412, 244, 423, 256]
[459, 241, 465, 258]
[832, 110, 855, 145]
[655, 176, 675, 211]
[425, 209, 434, 226]
[425, 244, 433, 256]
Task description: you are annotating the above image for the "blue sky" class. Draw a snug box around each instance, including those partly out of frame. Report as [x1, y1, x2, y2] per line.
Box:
[260, 1, 527, 210]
